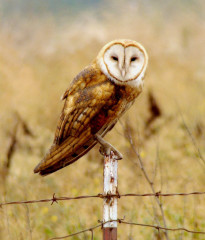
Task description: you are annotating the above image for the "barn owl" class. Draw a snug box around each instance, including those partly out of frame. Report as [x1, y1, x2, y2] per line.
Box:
[34, 39, 148, 176]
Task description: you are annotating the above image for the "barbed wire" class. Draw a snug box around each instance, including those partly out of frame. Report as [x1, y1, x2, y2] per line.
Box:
[2, 191, 205, 239]
[47, 218, 205, 240]
[1, 191, 205, 207]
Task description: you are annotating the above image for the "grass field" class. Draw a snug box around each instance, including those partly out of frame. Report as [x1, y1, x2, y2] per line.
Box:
[0, 1, 205, 239]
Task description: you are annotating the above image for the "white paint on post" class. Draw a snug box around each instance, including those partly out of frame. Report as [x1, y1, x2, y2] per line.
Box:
[103, 153, 118, 228]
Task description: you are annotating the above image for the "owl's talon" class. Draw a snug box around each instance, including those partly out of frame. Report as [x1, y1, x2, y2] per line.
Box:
[95, 134, 123, 160]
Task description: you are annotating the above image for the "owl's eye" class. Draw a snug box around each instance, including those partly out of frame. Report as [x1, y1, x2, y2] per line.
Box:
[131, 56, 138, 62]
[111, 56, 118, 61]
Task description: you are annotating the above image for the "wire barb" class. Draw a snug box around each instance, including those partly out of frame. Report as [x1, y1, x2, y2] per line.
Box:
[51, 193, 58, 205]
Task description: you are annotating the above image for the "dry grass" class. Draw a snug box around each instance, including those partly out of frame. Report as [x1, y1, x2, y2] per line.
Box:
[0, 1, 205, 239]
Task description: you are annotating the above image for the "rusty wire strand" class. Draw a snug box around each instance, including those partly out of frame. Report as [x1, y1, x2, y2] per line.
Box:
[1, 191, 205, 207]
[47, 219, 205, 240]
[119, 191, 205, 197]
[120, 220, 205, 234]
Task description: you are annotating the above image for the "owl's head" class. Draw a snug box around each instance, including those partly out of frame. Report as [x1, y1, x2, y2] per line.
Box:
[97, 39, 148, 89]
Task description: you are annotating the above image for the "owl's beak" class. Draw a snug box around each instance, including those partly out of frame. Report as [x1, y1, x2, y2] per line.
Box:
[121, 68, 126, 78]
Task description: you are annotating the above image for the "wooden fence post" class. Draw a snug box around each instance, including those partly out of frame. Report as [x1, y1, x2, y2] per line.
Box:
[103, 152, 118, 240]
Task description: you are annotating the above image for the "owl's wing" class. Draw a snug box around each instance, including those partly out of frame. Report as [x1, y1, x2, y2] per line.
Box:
[54, 65, 115, 145]
[34, 65, 119, 175]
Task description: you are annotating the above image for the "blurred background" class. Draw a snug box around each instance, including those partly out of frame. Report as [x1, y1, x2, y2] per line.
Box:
[0, 0, 205, 239]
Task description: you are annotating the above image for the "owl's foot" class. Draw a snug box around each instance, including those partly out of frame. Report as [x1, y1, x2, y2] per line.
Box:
[95, 134, 123, 160]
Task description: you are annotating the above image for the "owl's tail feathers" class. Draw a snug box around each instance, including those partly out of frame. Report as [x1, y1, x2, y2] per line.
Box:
[33, 138, 97, 176]
[34, 122, 117, 176]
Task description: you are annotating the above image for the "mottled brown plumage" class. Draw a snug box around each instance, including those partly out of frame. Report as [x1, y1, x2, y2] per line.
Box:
[34, 39, 148, 175]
